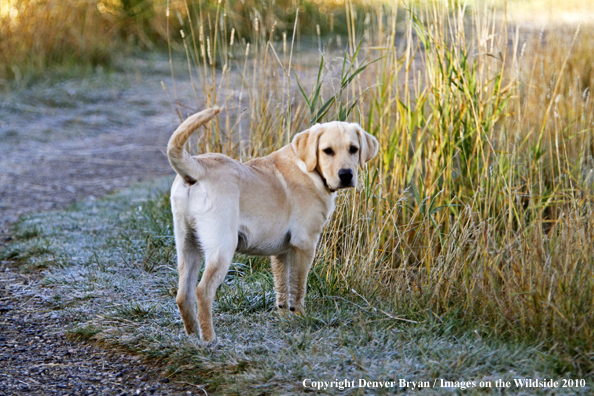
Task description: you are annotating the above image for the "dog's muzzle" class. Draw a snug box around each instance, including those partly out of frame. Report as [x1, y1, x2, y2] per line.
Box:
[338, 168, 354, 187]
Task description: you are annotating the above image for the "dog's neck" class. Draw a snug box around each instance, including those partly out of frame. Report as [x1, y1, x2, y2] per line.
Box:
[316, 169, 336, 194]
[294, 157, 336, 196]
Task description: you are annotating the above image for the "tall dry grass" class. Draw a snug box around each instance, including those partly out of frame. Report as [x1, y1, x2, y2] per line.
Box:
[0, 0, 353, 82]
[168, 1, 594, 372]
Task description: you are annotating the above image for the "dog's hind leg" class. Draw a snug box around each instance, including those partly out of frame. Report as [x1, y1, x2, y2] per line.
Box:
[195, 232, 236, 343]
[174, 220, 203, 336]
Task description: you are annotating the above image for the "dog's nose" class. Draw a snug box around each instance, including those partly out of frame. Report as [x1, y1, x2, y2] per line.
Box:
[338, 168, 353, 185]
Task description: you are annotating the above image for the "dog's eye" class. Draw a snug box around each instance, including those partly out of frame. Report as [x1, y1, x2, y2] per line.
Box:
[349, 146, 359, 154]
[323, 148, 334, 156]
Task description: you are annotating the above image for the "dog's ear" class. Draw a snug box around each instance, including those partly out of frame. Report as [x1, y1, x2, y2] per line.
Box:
[292, 125, 325, 172]
[354, 124, 379, 167]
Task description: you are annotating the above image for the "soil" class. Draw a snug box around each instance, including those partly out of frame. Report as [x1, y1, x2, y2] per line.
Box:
[0, 55, 212, 395]
[0, 56, 191, 234]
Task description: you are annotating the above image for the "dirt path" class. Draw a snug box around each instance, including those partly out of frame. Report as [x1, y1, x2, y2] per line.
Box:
[0, 56, 191, 235]
[0, 55, 210, 395]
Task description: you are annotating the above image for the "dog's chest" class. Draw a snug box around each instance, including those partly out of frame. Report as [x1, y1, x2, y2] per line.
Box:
[236, 226, 292, 256]
[235, 201, 332, 256]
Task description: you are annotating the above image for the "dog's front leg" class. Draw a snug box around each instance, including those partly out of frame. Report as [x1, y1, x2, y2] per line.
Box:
[287, 247, 315, 315]
[271, 253, 290, 309]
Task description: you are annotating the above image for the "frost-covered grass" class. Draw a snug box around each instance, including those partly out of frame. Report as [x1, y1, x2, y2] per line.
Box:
[2, 179, 591, 395]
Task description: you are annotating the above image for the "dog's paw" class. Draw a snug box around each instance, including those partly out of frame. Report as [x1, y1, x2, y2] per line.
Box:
[199, 333, 219, 347]
[276, 294, 288, 310]
[199, 329, 217, 345]
[289, 305, 305, 315]
[202, 338, 220, 348]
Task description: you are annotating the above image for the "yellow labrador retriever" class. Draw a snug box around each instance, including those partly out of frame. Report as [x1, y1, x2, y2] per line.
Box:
[167, 107, 378, 342]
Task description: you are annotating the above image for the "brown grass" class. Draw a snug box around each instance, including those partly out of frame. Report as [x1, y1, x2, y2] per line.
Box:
[0, 0, 354, 81]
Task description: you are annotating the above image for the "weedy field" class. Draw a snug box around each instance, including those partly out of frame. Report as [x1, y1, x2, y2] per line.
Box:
[2, 0, 594, 394]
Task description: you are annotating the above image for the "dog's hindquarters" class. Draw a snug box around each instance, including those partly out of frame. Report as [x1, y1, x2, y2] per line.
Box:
[172, 178, 240, 342]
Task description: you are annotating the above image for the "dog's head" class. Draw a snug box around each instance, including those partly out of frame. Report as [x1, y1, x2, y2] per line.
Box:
[292, 121, 379, 191]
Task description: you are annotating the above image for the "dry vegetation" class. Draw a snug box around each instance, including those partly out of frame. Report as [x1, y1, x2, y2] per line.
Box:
[169, 0, 594, 373]
[0, 0, 347, 81]
[3, 0, 594, 378]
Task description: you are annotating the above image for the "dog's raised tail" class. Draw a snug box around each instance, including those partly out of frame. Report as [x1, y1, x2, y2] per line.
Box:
[167, 107, 221, 185]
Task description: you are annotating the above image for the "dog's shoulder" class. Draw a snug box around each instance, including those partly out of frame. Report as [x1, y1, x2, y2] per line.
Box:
[271, 145, 332, 197]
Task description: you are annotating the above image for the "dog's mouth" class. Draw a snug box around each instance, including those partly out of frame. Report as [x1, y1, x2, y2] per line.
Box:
[336, 180, 356, 190]
[320, 174, 336, 193]
[319, 175, 356, 193]
[317, 168, 357, 193]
